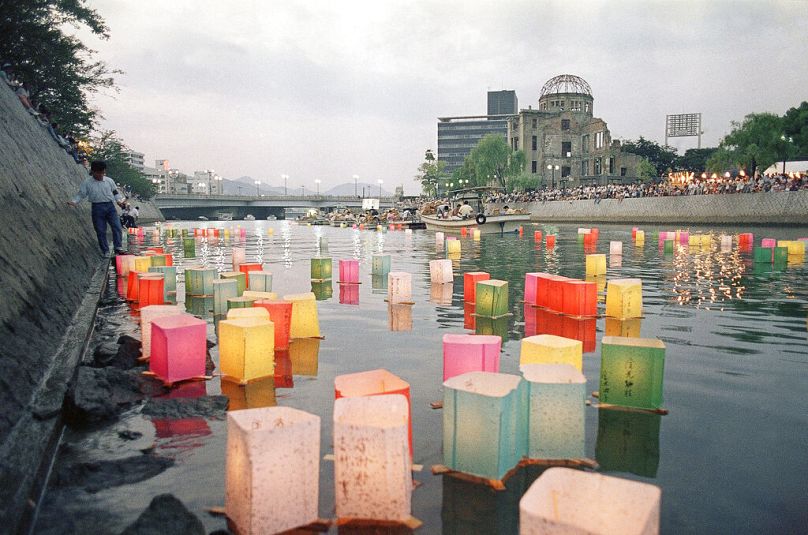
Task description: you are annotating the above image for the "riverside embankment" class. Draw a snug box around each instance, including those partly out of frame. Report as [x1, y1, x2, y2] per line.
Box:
[492, 190, 808, 225]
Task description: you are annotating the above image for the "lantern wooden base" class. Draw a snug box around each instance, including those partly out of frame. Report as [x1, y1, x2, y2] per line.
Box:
[141, 370, 212, 387]
[335, 516, 422, 531]
[337, 281, 362, 285]
[472, 311, 513, 320]
[430, 401, 443, 409]
[591, 391, 668, 415]
[384, 299, 416, 305]
[431, 464, 520, 491]
[519, 458, 598, 469]
[220, 373, 275, 386]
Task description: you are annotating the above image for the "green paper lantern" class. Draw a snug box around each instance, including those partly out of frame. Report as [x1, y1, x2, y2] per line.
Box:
[227, 296, 257, 310]
[185, 267, 216, 296]
[599, 336, 665, 410]
[310, 257, 333, 280]
[183, 237, 196, 258]
[475, 280, 509, 318]
[372, 254, 391, 276]
[773, 246, 789, 264]
[221, 271, 247, 296]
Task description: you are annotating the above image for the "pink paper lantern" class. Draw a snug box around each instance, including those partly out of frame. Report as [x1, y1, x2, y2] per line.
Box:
[339, 259, 359, 284]
[761, 238, 776, 248]
[524, 273, 542, 305]
[442, 334, 501, 381]
[149, 314, 207, 383]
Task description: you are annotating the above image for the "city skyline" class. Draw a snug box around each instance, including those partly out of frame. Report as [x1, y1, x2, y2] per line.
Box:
[76, 0, 808, 193]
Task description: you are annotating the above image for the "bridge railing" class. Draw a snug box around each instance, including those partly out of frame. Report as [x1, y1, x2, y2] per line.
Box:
[154, 193, 396, 202]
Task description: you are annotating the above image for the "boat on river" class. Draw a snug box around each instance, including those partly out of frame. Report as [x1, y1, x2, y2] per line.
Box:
[421, 187, 531, 234]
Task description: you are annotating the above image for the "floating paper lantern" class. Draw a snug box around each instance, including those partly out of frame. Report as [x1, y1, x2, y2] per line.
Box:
[596, 409, 661, 477]
[577, 228, 590, 236]
[221, 271, 247, 296]
[605, 317, 642, 338]
[609, 241, 622, 256]
[753, 246, 773, 263]
[631, 227, 638, 239]
[435, 231, 445, 248]
[534, 230, 543, 242]
[560, 280, 597, 317]
[149, 314, 207, 383]
[116, 254, 134, 276]
[720, 235, 733, 250]
[430, 259, 453, 284]
[150, 254, 167, 268]
[238, 263, 263, 287]
[333, 395, 412, 522]
[310, 257, 332, 281]
[547, 276, 568, 313]
[472, 229, 481, 241]
[430, 282, 452, 305]
[663, 239, 674, 253]
[126, 271, 142, 302]
[134, 256, 153, 272]
[231, 246, 246, 271]
[678, 231, 690, 245]
[138, 274, 165, 307]
[546, 235, 556, 248]
[738, 232, 754, 246]
[338, 259, 359, 284]
[635, 230, 645, 244]
[520, 334, 582, 371]
[786, 240, 805, 255]
[213, 279, 238, 316]
[252, 300, 293, 350]
[446, 239, 461, 254]
[442, 334, 501, 381]
[463, 272, 490, 303]
[149, 266, 177, 297]
[476, 280, 509, 318]
[226, 307, 270, 320]
[600, 336, 666, 410]
[219, 317, 275, 384]
[761, 238, 776, 248]
[340, 283, 360, 305]
[443, 371, 526, 480]
[519, 467, 661, 535]
[186, 267, 216, 296]
[521, 364, 586, 459]
[605, 278, 643, 319]
[774, 246, 789, 264]
[372, 254, 391, 276]
[140, 304, 184, 359]
[183, 237, 195, 258]
[228, 296, 257, 310]
[243, 290, 277, 301]
[387, 272, 413, 304]
[534, 273, 564, 309]
[248, 271, 273, 292]
[225, 407, 320, 535]
[585, 254, 606, 277]
[289, 337, 320, 376]
[524, 273, 542, 305]
[283, 292, 321, 338]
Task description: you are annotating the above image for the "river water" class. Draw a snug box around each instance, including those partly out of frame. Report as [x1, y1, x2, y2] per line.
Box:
[36, 221, 808, 534]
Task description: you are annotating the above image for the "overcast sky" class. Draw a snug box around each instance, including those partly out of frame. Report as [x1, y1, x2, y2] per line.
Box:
[80, 0, 808, 193]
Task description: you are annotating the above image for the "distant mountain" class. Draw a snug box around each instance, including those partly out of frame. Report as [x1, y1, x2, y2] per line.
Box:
[324, 182, 392, 197]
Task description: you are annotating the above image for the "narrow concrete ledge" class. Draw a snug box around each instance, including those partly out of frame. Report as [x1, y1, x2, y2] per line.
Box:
[0, 258, 110, 534]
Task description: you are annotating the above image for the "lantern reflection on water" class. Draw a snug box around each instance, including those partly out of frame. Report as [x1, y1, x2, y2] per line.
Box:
[599, 336, 666, 410]
[289, 337, 320, 376]
[225, 406, 320, 535]
[605, 317, 642, 338]
[475, 316, 509, 341]
[430, 282, 453, 305]
[339, 283, 360, 305]
[221, 374, 276, 411]
[149, 314, 207, 383]
[443, 334, 501, 381]
[464, 302, 476, 330]
[596, 409, 661, 477]
[388, 303, 413, 331]
[310, 280, 333, 300]
[283, 292, 321, 338]
[248, 271, 273, 292]
[520, 334, 582, 371]
[219, 317, 275, 384]
[333, 395, 412, 522]
[519, 467, 661, 535]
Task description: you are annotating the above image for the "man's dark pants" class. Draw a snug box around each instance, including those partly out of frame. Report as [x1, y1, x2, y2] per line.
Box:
[91, 201, 123, 254]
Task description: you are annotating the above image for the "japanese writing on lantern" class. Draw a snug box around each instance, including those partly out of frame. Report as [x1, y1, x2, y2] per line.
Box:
[624, 357, 635, 397]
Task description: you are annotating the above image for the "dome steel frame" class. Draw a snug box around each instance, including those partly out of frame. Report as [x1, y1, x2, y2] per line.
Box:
[539, 74, 592, 98]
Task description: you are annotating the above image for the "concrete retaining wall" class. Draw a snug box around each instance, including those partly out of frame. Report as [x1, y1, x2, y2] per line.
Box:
[131, 199, 163, 224]
[491, 190, 808, 225]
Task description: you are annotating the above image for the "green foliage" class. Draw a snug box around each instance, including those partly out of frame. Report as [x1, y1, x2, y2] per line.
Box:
[676, 148, 718, 171]
[636, 159, 658, 182]
[621, 137, 678, 176]
[90, 131, 155, 199]
[464, 134, 525, 190]
[414, 158, 448, 197]
[707, 113, 784, 176]
[0, 0, 119, 135]
[508, 172, 540, 193]
[783, 101, 808, 156]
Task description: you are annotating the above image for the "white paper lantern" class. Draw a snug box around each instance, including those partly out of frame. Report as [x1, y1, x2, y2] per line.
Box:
[139, 304, 184, 359]
[430, 259, 454, 284]
[387, 272, 412, 303]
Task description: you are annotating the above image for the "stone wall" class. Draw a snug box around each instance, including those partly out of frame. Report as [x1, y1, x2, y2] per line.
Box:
[493, 190, 808, 225]
[0, 82, 100, 442]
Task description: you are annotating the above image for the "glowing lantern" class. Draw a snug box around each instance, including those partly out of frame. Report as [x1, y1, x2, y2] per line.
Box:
[720, 235, 733, 250]
[738, 232, 754, 246]
[387, 272, 412, 304]
[149, 314, 207, 383]
[134, 256, 152, 272]
[678, 231, 690, 245]
[338, 259, 359, 283]
[519, 467, 661, 535]
[663, 239, 674, 253]
[546, 235, 556, 248]
[761, 238, 776, 248]
[520, 334, 582, 371]
[560, 280, 597, 317]
[585, 254, 606, 277]
[149, 266, 177, 297]
[310, 257, 332, 281]
[700, 234, 711, 247]
[116, 254, 134, 276]
[225, 407, 320, 535]
[521, 364, 586, 460]
[442, 371, 526, 480]
[774, 247, 789, 264]
[227, 296, 257, 310]
[227, 307, 270, 320]
[340, 283, 360, 305]
[753, 246, 773, 263]
[596, 409, 661, 477]
[476, 280, 509, 318]
[430, 259, 453, 284]
[186, 268, 216, 296]
[534, 274, 565, 309]
[609, 241, 622, 256]
[283, 292, 321, 338]
[446, 239, 462, 254]
[547, 276, 569, 313]
[787, 240, 805, 255]
[248, 271, 273, 292]
[310, 280, 333, 300]
[221, 271, 247, 296]
[605, 278, 643, 319]
[605, 317, 642, 338]
[599, 336, 666, 410]
[463, 272, 490, 303]
[252, 300, 292, 350]
[631, 227, 638, 239]
[219, 317, 275, 384]
[524, 273, 542, 305]
[442, 334, 501, 381]
[333, 396, 412, 522]
[138, 274, 165, 307]
[472, 229, 481, 241]
[213, 279, 238, 316]
[231, 246, 246, 271]
[635, 230, 645, 245]
[140, 304, 184, 359]
[335, 368, 412, 456]
[435, 231, 445, 248]
[372, 254, 391, 276]
[534, 230, 543, 242]
[243, 290, 277, 301]
[182, 237, 195, 258]
[460, 226, 468, 237]
[238, 263, 263, 287]
[150, 254, 167, 267]
[126, 271, 142, 302]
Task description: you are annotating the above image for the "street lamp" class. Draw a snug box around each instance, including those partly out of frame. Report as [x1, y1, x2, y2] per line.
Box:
[281, 174, 289, 195]
[377, 179, 383, 197]
[301, 185, 305, 197]
[314, 179, 321, 195]
[214, 174, 222, 194]
[198, 182, 206, 195]
[547, 164, 560, 189]
[255, 180, 260, 196]
[353, 174, 359, 197]
[780, 134, 793, 174]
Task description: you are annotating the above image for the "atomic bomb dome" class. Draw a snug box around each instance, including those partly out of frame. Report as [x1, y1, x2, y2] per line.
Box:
[538, 74, 594, 116]
[539, 74, 593, 98]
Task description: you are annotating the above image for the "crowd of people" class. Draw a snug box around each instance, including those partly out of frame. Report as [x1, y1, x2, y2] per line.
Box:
[1, 60, 89, 166]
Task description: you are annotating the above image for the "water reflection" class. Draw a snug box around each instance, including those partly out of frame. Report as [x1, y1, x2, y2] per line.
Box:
[463, 303, 476, 330]
[430, 283, 453, 306]
[311, 280, 333, 300]
[339, 284, 359, 305]
[533, 309, 596, 353]
[221, 377, 276, 410]
[388, 303, 413, 332]
[475, 316, 509, 341]
[595, 409, 661, 478]
[186, 295, 214, 317]
[274, 349, 293, 388]
[371, 274, 388, 293]
[604, 318, 643, 338]
[289, 338, 320, 376]
[671, 245, 746, 308]
[152, 382, 211, 455]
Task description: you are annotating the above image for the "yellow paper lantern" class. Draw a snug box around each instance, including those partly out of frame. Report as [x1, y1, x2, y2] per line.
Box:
[242, 290, 278, 301]
[134, 256, 152, 272]
[605, 278, 643, 319]
[219, 317, 275, 384]
[520, 334, 583, 371]
[283, 292, 321, 338]
[585, 254, 606, 277]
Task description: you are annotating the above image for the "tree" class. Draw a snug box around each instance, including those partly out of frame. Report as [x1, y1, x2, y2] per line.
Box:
[621, 137, 678, 176]
[675, 147, 718, 171]
[508, 172, 539, 192]
[0, 0, 119, 135]
[465, 134, 525, 190]
[783, 101, 808, 157]
[707, 113, 784, 176]
[90, 131, 155, 199]
[636, 159, 658, 182]
[414, 149, 448, 197]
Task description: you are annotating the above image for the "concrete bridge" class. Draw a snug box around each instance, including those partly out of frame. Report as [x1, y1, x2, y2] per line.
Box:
[152, 193, 397, 220]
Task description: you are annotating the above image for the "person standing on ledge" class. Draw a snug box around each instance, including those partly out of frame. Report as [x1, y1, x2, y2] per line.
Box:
[67, 160, 127, 258]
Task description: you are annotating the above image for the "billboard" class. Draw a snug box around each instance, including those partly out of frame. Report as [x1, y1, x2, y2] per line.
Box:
[665, 113, 702, 147]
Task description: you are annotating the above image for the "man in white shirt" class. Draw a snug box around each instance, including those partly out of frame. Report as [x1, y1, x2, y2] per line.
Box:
[67, 161, 127, 257]
[458, 201, 474, 218]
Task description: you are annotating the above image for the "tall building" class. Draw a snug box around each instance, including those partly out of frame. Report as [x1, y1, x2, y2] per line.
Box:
[437, 90, 517, 175]
[121, 149, 145, 171]
[507, 74, 641, 188]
